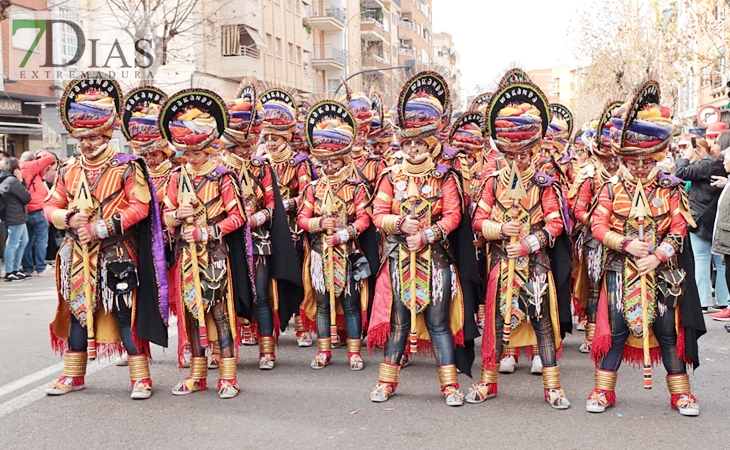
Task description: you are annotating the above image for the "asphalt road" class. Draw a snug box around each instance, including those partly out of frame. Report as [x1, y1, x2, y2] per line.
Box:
[0, 275, 727, 450]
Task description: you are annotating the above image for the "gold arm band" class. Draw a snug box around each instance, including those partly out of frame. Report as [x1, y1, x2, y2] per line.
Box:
[378, 362, 400, 384]
[666, 374, 691, 395]
[376, 191, 392, 203]
[595, 204, 610, 217]
[128, 355, 151, 381]
[307, 217, 323, 233]
[189, 356, 208, 379]
[481, 220, 503, 241]
[586, 323, 596, 341]
[164, 211, 183, 228]
[603, 231, 627, 252]
[259, 336, 275, 354]
[346, 338, 362, 353]
[317, 338, 332, 352]
[218, 357, 237, 380]
[51, 209, 70, 229]
[477, 199, 492, 215]
[62, 352, 88, 378]
[381, 214, 401, 235]
[594, 369, 617, 391]
[481, 368, 499, 384]
[544, 211, 561, 223]
[211, 341, 221, 355]
[438, 364, 459, 387]
[542, 366, 561, 390]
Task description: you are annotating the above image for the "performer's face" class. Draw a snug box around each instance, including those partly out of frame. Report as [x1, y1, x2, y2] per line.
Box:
[143, 150, 166, 169]
[465, 151, 478, 167]
[265, 134, 286, 152]
[504, 151, 532, 172]
[184, 150, 207, 168]
[78, 135, 109, 157]
[402, 139, 429, 159]
[575, 148, 588, 163]
[598, 155, 619, 174]
[322, 157, 346, 176]
[232, 143, 254, 158]
[623, 157, 656, 179]
[371, 141, 389, 156]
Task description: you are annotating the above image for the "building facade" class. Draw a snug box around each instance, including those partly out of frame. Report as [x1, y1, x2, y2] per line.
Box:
[432, 31, 461, 109]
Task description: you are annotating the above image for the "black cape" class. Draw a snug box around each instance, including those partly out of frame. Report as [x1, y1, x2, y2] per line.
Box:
[677, 235, 706, 369]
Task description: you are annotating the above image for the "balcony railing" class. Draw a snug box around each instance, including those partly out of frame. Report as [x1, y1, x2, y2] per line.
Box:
[312, 1, 346, 23]
[312, 44, 346, 64]
[398, 47, 413, 56]
[304, 67, 314, 77]
[240, 45, 260, 59]
[397, 20, 413, 29]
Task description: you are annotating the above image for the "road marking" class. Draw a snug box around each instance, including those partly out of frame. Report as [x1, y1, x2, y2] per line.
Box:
[0, 318, 177, 419]
[0, 297, 57, 303]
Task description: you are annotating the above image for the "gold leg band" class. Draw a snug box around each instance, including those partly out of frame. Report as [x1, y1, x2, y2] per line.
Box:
[218, 357, 237, 380]
[346, 338, 362, 353]
[259, 336, 276, 354]
[190, 356, 208, 379]
[378, 362, 400, 384]
[503, 346, 516, 357]
[438, 364, 459, 387]
[211, 341, 220, 355]
[62, 352, 88, 378]
[542, 366, 561, 390]
[586, 323, 596, 341]
[317, 338, 332, 352]
[532, 344, 539, 355]
[594, 369, 617, 391]
[477, 304, 485, 318]
[481, 368, 499, 384]
[295, 316, 305, 332]
[666, 374, 691, 395]
[128, 355, 150, 381]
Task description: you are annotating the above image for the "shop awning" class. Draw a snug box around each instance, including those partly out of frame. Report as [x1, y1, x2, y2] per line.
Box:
[244, 26, 267, 47]
[0, 122, 42, 136]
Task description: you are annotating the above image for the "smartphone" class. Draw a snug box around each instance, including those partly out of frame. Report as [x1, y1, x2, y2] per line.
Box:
[691, 136, 697, 148]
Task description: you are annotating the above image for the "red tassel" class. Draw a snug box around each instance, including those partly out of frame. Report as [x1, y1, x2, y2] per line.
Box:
[588, 388, 616, 406]
[366, 323, 390, 353]
[440, 383, 460, 392]
[60, 375, 85, 387]
[130, 377, 152, 389]
[50, 325, 67, 356]
[488, 383, 498, 398]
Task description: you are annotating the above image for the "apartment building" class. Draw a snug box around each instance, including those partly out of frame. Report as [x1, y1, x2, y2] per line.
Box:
[432, 31, 461, 109]
[397, 0, 433, 68]
[527, 65, 578, 108]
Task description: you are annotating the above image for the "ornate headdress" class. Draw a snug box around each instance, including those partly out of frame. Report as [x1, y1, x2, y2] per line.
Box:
[342, 90, 374, 132]
[470, 92, 494, 113]
[221, 77, 263, 148]
[367, 92, 393, 144]
[396, 71, 450, 143]
[121, 86, 171, 157]
[486, 80, 550, 155]
[448, 110, 485, 153]
[260, 85, 298, 139]
[60, 72, 122, 139]
[159, 89, 228, 154]
[592, 100, 623, 158]
[548, 103, 573, 153]
[305, 100, 356, 161]
[611, 79, 673, 158]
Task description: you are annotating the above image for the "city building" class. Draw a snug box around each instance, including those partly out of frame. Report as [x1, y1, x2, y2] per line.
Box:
[527, 65, 578, 108]
[397, 0, 433, 68]
[359, 0, 402, 102]
[432, 31, 462, 109]
[0, 0, 58, 156]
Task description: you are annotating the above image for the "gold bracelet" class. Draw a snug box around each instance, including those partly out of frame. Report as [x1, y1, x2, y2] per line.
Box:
[481, 220, 503, 241]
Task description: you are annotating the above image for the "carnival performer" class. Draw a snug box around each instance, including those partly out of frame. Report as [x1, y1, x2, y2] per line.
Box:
[570, 102, 623, 353]
[297, 100, 374, 370]
[586, 80, 705, 416]
[367, 71, 472, 407]
[115, 85, 173, 368]
[467, 79, 572, 409]
[344, 91, 387, 192]
[161, 89, 255, 399]
[259, 85, 317, 347]
[44, 73, 168, 400]
[221, 78, 302, 370]
[367, 93, 395, 166]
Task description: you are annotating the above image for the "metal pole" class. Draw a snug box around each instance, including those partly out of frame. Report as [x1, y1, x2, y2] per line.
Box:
[334, 65, 410, 97]
[344, 9, 376, 80]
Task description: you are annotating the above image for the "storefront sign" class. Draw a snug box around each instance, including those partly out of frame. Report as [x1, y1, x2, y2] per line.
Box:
[0, 99, 23, 115]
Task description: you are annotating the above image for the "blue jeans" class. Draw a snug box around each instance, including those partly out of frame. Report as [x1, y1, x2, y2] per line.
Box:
[68, 294, 140, 356]
[689, 232, 729, 307]
[4, 224, 29, 274]
[384, 259, 455, 366]
[254, 256, 274, 337]
[22, 210, 49, 273]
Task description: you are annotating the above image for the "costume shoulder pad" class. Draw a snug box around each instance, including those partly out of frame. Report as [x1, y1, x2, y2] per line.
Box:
[658, 172, 683, 188]
[534, 171, 556, 187]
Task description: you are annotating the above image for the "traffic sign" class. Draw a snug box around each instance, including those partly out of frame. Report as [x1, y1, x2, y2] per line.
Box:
[697, 104, 721, 127]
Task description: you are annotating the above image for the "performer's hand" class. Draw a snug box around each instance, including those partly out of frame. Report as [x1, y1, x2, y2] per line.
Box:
[325, 234, 336, 248]
[506, 242, 524, 259]
[637, 254, 661, 276]
[176, 204, 195, 220]
[626, 239, 650, 258]
[400, 216, 419, 235]
[321, 217, 336, 232]
[77, 225, 93, 245]
[406, 233, 424, 251]
[183, 227, 208, 243]
[501, 221, 522, 237]
[69, 212, 89, 230]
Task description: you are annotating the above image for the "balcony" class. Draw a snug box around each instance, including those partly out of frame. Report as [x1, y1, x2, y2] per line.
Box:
[398, 45, 414, 56]
[310, 1, 346, 32]
[311, 44, 346, 71]
[397, 20, 413, 29]
[361, 20, 388, 42]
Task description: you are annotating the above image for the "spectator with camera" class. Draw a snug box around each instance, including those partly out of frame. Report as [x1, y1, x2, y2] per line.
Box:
[0, 157, 31, 282]
[19, 150, 57, 277]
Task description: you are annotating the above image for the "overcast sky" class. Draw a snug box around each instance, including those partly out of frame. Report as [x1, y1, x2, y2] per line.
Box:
[432, 0, 586, 96]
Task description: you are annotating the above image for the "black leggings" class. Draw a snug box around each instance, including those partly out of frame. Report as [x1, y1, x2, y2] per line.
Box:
[68, 295, 140, 355]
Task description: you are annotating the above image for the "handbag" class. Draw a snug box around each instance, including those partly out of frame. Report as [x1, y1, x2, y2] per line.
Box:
[106, 257, 138, 295]
[200, 265, 227, 304]
[657, 268, 686, 308]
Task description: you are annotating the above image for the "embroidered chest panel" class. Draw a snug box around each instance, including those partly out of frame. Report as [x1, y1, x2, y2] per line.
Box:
[610, 181, 672, 245]
[313, 182, 358, 227]
[65, 162, 131, 219]
[388, 171, 446, 227]
[491, 177, 545, 232]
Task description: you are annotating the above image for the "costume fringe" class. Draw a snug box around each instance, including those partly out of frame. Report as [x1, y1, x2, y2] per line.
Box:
[670, 392, 695, 409]
[310, 250, 325, 295]
[366, 322, 390, 353]
[481, 265, 499, 370]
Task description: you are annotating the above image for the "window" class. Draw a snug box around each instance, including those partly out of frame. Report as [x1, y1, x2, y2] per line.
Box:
[59, 8, 79, 60]
[266, 33, 273, 54]
[288, 42, 294, 62]
[221, 25, 265, 59]
[296, 45, 302, 65]
[286, 0, 292, 11]
[276, 37, 282, 58]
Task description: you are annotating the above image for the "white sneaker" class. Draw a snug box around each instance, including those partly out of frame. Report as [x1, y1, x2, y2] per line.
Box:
[576, 322, 586, 331]
[115, 352, 129, 366]
[499, 355, 516, 374]
[531, 355, 543, 374]
[37, 266, 55, 277]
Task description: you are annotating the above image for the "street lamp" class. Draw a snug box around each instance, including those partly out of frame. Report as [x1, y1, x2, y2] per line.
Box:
[344, 8, 376, 79]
